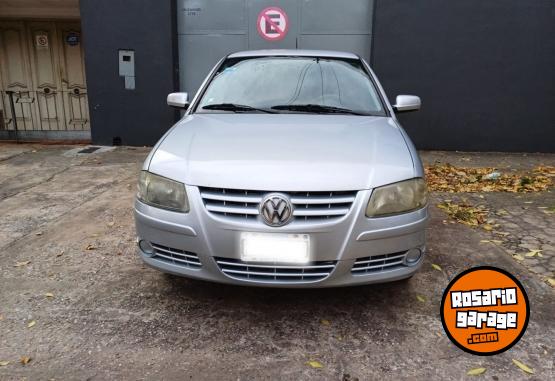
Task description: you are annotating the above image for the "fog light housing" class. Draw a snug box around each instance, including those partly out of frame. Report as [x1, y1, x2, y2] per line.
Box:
[404, 248, 422, 266]
[138, 240, 154, 256]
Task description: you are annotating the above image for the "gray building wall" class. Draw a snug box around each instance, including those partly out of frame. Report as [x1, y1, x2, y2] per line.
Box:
[372, 0, 555, 152]
[80, 0, 178, 146]
[79, 0, 554, 152]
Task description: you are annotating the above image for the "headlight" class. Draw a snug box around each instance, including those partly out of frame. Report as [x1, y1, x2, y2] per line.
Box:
[366, 178, 427, 217]
[137, 171, 189, 212]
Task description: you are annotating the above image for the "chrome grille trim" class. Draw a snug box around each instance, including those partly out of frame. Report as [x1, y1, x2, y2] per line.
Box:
[199, 187, 357, 222]
[293, 208, 350, 217]
[205, 204, 259, 215]
[151, 243, 201, 269]
[215, 257, 337, 283]
[351, 252, 407, 275]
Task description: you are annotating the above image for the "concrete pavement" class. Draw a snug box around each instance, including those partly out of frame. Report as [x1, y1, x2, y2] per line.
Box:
[0, 144, 553, 380]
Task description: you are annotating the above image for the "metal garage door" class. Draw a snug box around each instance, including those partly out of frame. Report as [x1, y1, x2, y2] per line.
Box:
[177, 0, 374, 97]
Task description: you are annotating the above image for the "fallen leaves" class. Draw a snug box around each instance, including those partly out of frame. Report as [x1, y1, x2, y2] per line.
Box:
[547, 278, 555, 287]
[437, 201, 488, 227]
[20, 356, 31, 365]
[512, 359, 534, 374]
[416, 295, 426, 303]
[56, 250, 64, 258]
[524, 249, 542, 258]
[431, 263, 442, 272]
[480, 240, 502, 245]
[44, 292, 54, 298]
[482, 224, 493, 231]
[425, 164, 552, 193]
[467, 367, 486, 376]
[14, 260, 31, 267]
[85, 244, 97, 250]
[306, 360, 323, 369]
[27, 320, 36, 328]
[320, 319, 330, 326]
[534, 165, 555, 176]
[513, 254, 525, 261]
[0, 361, 9, 366]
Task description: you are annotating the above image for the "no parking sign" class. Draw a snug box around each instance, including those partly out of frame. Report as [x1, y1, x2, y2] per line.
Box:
[257, 7, 289, 41]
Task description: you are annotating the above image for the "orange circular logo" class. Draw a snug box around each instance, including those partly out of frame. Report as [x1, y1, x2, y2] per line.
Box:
[441, 266, 529, 355]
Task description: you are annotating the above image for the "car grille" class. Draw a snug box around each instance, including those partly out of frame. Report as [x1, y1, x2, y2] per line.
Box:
[215, 257, 337, 283]
[199, 187, 357, 222]
[151, 243, 201, 269]
[351, 252, 407, 275]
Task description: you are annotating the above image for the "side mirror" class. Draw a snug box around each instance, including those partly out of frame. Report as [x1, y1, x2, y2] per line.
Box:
[393, 95, 421, 113]
[167, 92, 189, 109]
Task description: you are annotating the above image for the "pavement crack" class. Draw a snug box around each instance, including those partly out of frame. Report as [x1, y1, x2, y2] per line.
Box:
[0, 164, 77, 201]
[0, 150, 30, 163]
[0, 172, 137, 252]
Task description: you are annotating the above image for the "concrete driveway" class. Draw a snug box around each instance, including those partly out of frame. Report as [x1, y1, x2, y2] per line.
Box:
[0, 144, 553, 380]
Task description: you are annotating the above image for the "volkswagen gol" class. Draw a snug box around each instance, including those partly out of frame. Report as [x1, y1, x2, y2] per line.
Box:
[134, 50, 428, 287]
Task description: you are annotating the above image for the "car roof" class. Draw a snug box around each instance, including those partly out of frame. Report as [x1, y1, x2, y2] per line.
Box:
[227, 49, 359, 59]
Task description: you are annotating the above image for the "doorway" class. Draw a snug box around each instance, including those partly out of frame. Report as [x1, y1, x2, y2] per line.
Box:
[0, 20, 90, 141]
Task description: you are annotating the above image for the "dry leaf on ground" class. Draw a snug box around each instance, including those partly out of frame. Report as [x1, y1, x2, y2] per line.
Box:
[482, 224, 494, 231]
[320, 319, 330, 326]
[467, 367, 486, 376]
[306, 360, 323, 369]
[480, 240, 503, 244]
[0, 361, 9, 366]
[14, 261, 31, 267]
[525, 250, 542, 258]
[512, 359, 534, 374]
[431, 263, 442, 271]
[85, 244, 97, 250]
[513, 255, 525, 261]
[20, 356, 31, 365]
[547, 278, 555, 287]
[416, 295, 426, 303]
[45, 292, 54, 298]
[27, 320, 36, 328]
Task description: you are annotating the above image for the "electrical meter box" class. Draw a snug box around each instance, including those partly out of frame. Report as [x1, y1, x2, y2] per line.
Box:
[118, 49, 135, 89]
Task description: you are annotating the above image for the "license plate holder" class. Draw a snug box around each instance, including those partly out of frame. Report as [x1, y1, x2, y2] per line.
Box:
[239, 232, 310, 264]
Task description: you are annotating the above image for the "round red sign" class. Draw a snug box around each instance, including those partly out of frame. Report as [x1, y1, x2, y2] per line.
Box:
[257, 7, 289, 41]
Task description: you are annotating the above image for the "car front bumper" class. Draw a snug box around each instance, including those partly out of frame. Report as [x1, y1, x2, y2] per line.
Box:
[134, 186, 428, 288]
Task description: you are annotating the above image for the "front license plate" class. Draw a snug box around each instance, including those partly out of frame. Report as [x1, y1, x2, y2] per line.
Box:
[240, 232, 310, 264]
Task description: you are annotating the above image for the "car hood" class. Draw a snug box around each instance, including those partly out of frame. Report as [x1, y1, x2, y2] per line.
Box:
[148, 114, 415, 191]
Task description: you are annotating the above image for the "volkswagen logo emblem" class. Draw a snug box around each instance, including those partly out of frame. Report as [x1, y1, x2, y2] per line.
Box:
[259, 193, 293, 227]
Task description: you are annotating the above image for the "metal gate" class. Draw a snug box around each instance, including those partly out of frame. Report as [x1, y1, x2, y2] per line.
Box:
[0, 21, 90, 141]
[177, 0, 375, 97]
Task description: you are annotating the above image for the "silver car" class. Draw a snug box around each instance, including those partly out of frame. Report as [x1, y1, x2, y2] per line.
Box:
[134, 50, 428, 287]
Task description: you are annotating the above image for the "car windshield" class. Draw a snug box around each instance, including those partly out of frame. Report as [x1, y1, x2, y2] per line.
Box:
[196, 56, 386, 116]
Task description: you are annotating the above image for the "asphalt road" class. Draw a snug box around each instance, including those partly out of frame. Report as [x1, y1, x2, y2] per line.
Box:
[0, 144, 553, 380]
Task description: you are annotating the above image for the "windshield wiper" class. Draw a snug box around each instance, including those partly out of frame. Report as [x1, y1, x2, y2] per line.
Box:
[201, 103, 277, 114]
[270, 104, 369, 116]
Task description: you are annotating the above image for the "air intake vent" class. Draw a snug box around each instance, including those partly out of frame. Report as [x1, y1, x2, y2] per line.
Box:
[351, 252, 407, 275]
[215, 257, 336, 283]
[151, 243, 201, 269]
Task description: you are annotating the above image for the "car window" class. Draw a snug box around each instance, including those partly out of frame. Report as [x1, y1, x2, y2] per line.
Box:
[196, 56, 386, 115]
